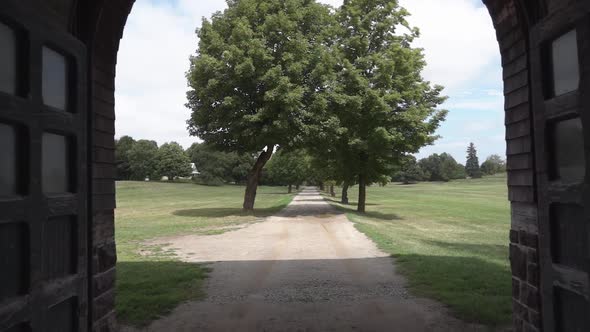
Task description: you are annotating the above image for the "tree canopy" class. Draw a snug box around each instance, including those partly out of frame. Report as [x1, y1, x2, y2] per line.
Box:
[264, 149, 309, 192]
[481, 154, 506, 175]
[187, 142, 255, 186]
[317, 0, 447, 211]
[186, 0, 334, 210]
[128, 140, 159, 181]
[156, 142, 192, 181]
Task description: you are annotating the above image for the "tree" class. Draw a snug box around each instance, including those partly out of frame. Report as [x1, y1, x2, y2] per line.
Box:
[481, 154, 506, 175]
[187, 143, 255, 185]
[115, 135, 135, 180]
[128, 140, 159, 180]
[156, 142, 192, 181]
[186, 0, 333, 210]
[393, 155, 427, 184]
[465, 142, 482, 178]
[418, 153, 465, 182]
[265, 149, 309, 193]
[327, 0, 447, 212]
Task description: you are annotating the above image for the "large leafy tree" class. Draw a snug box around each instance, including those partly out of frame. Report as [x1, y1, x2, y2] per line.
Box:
[115, 135, 135, 180]
[481, 154, 505, 175]
[265, 149, 309, 192]
[419, 153, 465, 182]
[128, 140, 159, 181]
[327, 0, 447, 212]
[186, 142, 255, 185]
[156, 142, 192, 181]
[186, 0, 333, 210]
[465, 142, 482, 178]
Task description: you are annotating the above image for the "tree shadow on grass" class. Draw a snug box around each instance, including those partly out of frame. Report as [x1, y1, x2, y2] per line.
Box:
[116, 260, 210, 327]
[323, 197, 379, 206]
[173, 204, 290, 219]
[116, 256, 511, 328]
[421, 240, 508, 258]
[392, 254, 512, 326]
[324, 198, 402, 221]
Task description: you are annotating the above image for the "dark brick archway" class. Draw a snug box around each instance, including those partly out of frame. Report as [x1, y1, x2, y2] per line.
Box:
[1, 0, 588, 331]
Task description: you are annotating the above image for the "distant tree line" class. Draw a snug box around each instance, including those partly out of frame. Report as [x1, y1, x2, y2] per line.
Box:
[116, 136, 192, 181]
[392, 143, 506, 184]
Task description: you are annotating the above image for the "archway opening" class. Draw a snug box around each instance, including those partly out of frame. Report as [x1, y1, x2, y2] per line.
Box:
[108, 0, 519, 330]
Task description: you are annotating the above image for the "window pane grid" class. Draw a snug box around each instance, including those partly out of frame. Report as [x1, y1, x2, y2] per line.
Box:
[551, 30, 580, 97]
[42, 46, 69, 111]
[0, 22, 17, 95]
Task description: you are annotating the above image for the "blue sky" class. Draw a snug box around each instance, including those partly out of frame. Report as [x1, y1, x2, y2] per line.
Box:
[115, 0, 505, 164]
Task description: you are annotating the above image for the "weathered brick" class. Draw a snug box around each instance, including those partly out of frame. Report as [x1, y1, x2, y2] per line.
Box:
[510, 229, 519, 243]
[527, 263, 539, 287]
[529, 310, 541, 328]
[93, 290, 115, 326]
[97, 241, 117, 273]
[519, 230, 538, 248]
[93, 267, 116, 297]
[520, 283, 540, 310]
[510, 244, 528, 280]
[512, 277, 521, 299]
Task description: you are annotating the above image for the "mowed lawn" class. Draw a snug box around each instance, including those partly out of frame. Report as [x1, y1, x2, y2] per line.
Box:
[115, 181, 295, 326]
[328, 174, 511, 326]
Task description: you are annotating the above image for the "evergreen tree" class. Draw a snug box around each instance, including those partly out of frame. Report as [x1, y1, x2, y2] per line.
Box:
[465, 142, 482, 178]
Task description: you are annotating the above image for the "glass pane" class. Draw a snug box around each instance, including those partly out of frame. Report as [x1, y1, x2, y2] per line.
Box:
[552, 30, 579, 96]
[42, 47, 68, 110]
[42, 133, 70, 193]
[0, 222, 28, 299]
[551, 118, 585, 182]
[0, 123, 17, 196]
[0, 22, 16, 95]
[550, 204, 587, 270]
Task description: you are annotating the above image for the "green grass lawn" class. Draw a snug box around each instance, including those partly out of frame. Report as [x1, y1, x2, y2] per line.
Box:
[115, 181, 295, 326]
[326, 174, 511, 326]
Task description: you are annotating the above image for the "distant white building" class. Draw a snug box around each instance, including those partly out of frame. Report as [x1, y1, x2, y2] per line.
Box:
[191, 163, 200, 176]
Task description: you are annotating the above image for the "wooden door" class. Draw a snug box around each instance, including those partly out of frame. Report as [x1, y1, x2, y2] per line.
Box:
[0, 2, 88, 331]
[530, 2, 590, 331]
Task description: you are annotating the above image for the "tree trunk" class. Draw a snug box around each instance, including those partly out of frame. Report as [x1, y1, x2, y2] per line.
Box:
[296, 184, 300, 190]
[357, 173, 366, 213]
[319, 182, 324, 191]
[330, 185, 335, 197]
[243, 145, 274, 211]
[168, 175, 174, 182]
[288, 184, 292, 193]
[341, 182, 349, 205]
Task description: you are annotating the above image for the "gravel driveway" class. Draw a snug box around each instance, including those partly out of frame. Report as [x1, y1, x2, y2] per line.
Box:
[128, 188, 492, 331]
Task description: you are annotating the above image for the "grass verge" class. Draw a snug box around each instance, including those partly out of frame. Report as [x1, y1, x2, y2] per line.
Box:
[115, 181, 295, 326]
[325, 174, 511, 326]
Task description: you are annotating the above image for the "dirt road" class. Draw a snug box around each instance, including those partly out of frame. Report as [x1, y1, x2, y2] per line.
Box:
[133, 188, 488, 331]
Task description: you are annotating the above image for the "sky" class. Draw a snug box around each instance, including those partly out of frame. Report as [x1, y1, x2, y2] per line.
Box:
[115, 0, 504, 163]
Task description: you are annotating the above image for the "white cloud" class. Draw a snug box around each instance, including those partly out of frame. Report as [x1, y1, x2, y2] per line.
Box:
[115, 0, 502, 150]
[115, 0, 228, 148]
[399, 0, 500, 93]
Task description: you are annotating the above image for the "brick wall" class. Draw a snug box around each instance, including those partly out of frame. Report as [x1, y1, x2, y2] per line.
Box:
[84, 1, 135, 331]
[484, 1, 543, 331]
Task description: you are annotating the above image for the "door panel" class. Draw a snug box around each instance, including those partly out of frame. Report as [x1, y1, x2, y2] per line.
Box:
[0, 2, 87, 331]
[530, 3, 590, 331]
